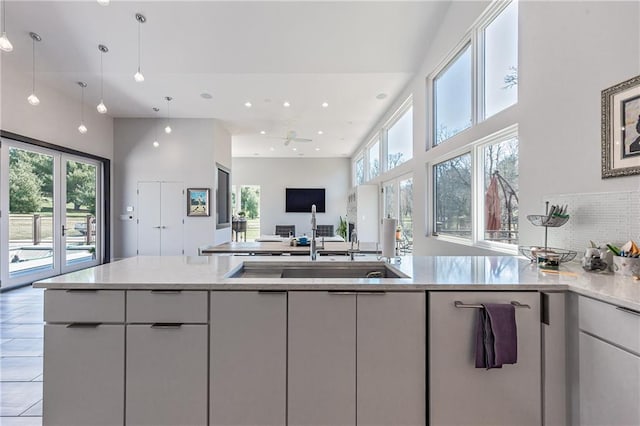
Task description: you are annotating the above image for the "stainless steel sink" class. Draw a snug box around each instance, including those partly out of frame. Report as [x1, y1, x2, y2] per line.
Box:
[226, 261, 409, 279]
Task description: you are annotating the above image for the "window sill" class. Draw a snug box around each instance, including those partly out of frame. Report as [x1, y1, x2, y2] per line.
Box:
[432, 234, 518, 255]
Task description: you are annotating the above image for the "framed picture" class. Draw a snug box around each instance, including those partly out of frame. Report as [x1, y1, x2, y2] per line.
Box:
[602, 74, 640, 178]
[187, 188, 210, 217]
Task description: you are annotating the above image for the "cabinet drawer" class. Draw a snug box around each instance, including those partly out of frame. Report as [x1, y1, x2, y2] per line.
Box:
[127, 290, 207, 323]
[579, 296, 640, 354]
[44, 290, 125, 323]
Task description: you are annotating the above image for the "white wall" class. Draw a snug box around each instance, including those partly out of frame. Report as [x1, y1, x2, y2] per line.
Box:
[113, 118, 232, 258]
[232, 157, 350, 237]
[353, 0, 640, 256]
[1, 59, 113, 160]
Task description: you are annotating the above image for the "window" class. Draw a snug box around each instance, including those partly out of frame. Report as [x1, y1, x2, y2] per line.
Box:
[383, 174, 414, 253]
[434, 46, 472, 145]
[430, 0, 518, 145]
[368, 138, 380, 179]
[387, 105, 413, 170]
[216, 164, 230, 229]
[355, 155, 365, 185]
[433, 153, 472, 239]
[482, 136, 518, 244]
[483, 0, 518, 118]
[432, 126, 519, 249]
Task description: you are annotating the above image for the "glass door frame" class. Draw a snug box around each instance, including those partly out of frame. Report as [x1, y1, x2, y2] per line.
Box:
[61, 153, 103, 274]
[0, 131, 110, 289]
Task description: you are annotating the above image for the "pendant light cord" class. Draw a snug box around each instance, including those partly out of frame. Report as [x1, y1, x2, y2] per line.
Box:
[100, 51, 104, 98]
[166, 99, 170, 126]
[2, 0, 6, 33]
[137, 20, 141, 72]
[80, 85, 84, 123]
[31, 37, 36, 92]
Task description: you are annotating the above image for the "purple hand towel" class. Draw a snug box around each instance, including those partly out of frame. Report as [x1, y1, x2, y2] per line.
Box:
[475, 303, 518, 369]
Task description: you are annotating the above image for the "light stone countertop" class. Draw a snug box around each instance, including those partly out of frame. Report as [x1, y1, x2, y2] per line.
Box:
[33, 255, 640, 310]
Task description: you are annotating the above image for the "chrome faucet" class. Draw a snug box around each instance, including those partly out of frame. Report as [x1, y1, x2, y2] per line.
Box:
[348, 229, 360, 260]
[310, 204, 318, 260]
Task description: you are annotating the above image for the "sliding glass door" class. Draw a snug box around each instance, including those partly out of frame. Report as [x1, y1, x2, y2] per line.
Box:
[62, 156, 100, 273]
[1, 141, 102, 287]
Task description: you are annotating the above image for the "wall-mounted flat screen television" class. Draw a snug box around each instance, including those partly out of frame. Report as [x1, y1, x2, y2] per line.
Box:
[285, 188, 326, 213]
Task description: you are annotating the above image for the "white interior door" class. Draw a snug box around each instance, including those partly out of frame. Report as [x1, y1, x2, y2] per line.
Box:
[137, 182, 161, 256]
[137, 181, 183, 256]
[160, 182, 184, 255]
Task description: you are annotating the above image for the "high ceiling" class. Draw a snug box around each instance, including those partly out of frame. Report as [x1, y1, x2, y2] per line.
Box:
[2, 1, 450, 157]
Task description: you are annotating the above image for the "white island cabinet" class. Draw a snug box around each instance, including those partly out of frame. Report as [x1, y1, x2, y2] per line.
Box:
[210, 291, 287, 426]
[43, 290, 125, 426]
[429, 292, 541, 426]
[577, 296, 640, 426]
[288, 291, 426, 426]
[125, 290, 208, 426]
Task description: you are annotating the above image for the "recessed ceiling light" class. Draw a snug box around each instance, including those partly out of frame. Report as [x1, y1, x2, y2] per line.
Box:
[315, 147, 320, 151]
[269, 147, 275, 151]
[260, 130, 266, 135]
[292, 147, 297, 151]
[200, 93, 213, 100]
[376, 93, 388, 100]
[244, 101, 252, 108]
[317, 130, 324, 135]
[97, 0, 110, 6]
[321, 102, 329, 108]
[153, 141, 159, 148]
[283, 101, 290, 108]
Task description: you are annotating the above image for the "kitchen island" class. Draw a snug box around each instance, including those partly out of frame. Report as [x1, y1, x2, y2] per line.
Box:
[34, 255, 640, 426]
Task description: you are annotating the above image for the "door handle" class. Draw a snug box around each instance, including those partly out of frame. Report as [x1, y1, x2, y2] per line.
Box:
[61, 225, 66, 236]
[161, 226, 167, 229]
[152, 226, 161, 229]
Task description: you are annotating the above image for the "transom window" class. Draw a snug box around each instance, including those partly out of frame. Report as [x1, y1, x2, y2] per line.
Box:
[431, 0, 518, 146]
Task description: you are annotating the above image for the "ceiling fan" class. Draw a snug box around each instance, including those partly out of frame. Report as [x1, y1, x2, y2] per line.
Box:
[281, 130, 312, 146]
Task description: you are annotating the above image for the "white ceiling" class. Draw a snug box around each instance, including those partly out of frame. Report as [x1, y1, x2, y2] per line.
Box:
[2, 1, 450, 157]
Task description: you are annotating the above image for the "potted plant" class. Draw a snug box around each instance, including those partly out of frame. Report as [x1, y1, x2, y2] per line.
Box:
[337, 216, 348, 240]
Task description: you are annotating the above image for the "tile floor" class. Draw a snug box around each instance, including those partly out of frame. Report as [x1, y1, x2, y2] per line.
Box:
[0, 285, 44, 426]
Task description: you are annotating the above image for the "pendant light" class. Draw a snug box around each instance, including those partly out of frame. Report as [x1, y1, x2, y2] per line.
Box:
[134, 13, 146, 82]
[164, 96, 172, 134]
[152, 107, 160, 147]
[27, 32, 41, 106]
[0, 0, 13, 52]
[97, 44, 108, 114]
[77, 82, 88, 134]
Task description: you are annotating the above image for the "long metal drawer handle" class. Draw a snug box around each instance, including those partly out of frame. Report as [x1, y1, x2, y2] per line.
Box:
[454, 301, 531, 309]
[150, 290, 182, 294]
[358, 292, 387, 295]
[151, 323, 183, 329]
[616, 306, 640, 317]
[328, 291, 357, 295]
[66, 323, 101, 328]
[65, 289, 97, 293]
[258, 290, 287, 294]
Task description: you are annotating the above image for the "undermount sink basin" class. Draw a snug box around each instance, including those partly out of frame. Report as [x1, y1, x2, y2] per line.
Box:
[226, 261, 409, 279]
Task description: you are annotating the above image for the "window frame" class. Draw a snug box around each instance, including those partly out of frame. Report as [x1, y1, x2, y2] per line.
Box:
[427, 0, 518, 148]
[353, 153, 365, 186]
[366, 134, 381, 181]
[430, 40, 474, 147]
[429, 124, 519, 254]
[384, 96, 414, 172]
